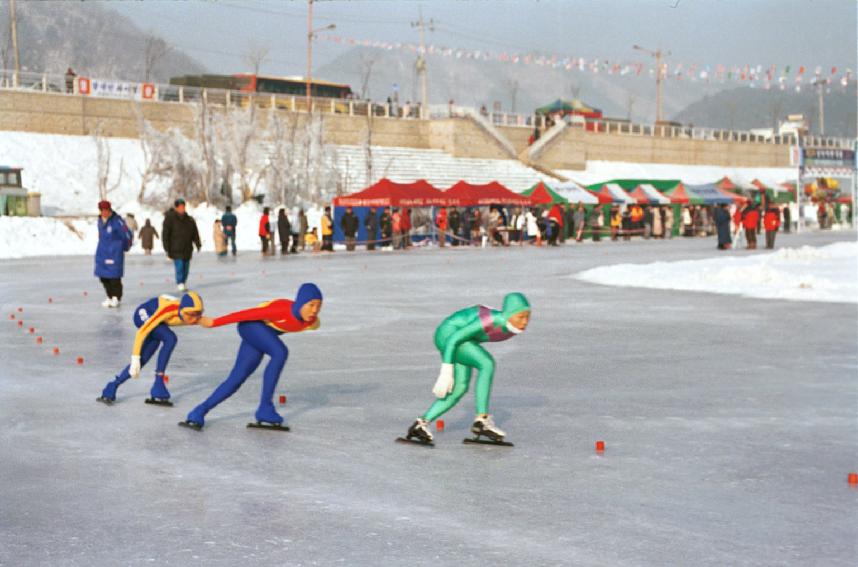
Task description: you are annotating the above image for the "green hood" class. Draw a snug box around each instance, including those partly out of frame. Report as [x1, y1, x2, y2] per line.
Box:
[501, 292, 530, 322]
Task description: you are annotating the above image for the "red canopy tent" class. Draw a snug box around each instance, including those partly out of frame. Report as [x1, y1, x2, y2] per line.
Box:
[715, 176, 738, 191]
[589, 184, 630, 204]
[332, 178, 447, 207]
[525, 181, 561, 205]
[444, 181, 533, 206]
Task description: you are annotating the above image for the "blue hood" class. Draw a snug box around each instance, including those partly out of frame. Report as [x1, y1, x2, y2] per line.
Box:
[291, 283, 323, 320]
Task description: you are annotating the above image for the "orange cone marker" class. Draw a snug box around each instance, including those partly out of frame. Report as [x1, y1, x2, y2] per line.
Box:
[436, 419, 445, 432]
[595, 440, 605, 452]
[53, 347, 59, 355]
[163, 375, 169, 384]
[36, 336, 43, 344]
[849, 473, 858, 485]
[76, 357, 84, 365]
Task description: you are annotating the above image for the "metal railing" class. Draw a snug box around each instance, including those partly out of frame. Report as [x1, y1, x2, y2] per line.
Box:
[1, 68, 853, 150]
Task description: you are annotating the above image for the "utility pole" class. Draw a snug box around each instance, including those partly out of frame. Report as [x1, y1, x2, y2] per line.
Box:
[633, 44, 669, 124]
[812, 77, 825, 135]
[9, 0, 20, 86]
[411, 8, 434, 119]
[305, 0, 335, 114]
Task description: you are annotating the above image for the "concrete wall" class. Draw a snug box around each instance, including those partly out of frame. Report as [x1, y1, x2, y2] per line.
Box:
[0, 90, 791, 169]
[533, 126, 791, 170]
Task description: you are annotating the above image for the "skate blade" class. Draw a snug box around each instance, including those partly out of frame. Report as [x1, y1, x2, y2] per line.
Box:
[95, 396, 115, 405]
[178, 420, 203, 431]
[396, 436, 434, 447]
[463, 437, 514, 447]
[144, 398, 174, 407]
[247, 422, 290, 431]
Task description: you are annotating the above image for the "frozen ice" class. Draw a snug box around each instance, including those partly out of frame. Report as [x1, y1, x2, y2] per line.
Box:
[1, 231, 856, 566]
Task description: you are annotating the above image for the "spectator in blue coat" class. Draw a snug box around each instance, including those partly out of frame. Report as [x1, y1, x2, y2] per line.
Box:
[221, 205, 238, 256]
[95, 200, 132, 308]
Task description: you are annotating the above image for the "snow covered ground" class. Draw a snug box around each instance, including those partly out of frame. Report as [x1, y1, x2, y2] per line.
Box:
[577, 241, 858, 304]
[1, 231, 856, 566]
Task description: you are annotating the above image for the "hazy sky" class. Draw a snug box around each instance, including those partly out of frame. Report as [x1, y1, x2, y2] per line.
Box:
[102, 0, 857, 80]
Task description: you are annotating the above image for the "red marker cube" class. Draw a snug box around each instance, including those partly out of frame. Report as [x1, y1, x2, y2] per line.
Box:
[28, 327, 34, 334]
[595, 440, 605, 452]
[9, 314, 14, 320]
[849, 473, 858, 485]
[17, 320, 23, 327]
[278, 395, 287, 405]
[48, 297, 53, 303]
[163, 375, 169, 384]
[76, 357, 84, 365]
[52, 347, 59, 355]
[36, 336, 43, 344]
[436, 419, 445, 431]
[17, 307, 23, 312]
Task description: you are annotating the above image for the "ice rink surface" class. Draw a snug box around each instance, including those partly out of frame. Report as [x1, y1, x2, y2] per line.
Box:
[1, 231, 856, 566]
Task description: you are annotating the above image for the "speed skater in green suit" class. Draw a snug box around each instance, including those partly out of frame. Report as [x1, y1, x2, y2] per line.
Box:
[404, 292, 531, 444]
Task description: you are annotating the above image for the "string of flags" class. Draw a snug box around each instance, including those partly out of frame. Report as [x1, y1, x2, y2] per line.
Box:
[319, 34, 855, 94]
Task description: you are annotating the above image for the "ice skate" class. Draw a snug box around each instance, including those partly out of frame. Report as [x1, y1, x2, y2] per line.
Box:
[177, 283, 186, 292]
[247, 404, 289, 431]
[145, 375, 173, 406]
[464, 414, 513, 446]
[396, 417, 434, 446]
[97, 382, 117, 404]
[101, 298, 112, 308]
[179, 406, 206, 430]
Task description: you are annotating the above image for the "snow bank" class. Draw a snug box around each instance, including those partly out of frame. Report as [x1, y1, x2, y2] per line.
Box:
[560, 160, 797, 188]
[575, 242, 858, 304]
[0, 201, 328, 259]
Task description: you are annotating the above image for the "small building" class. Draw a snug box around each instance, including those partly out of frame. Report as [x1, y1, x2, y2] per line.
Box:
[0, 167, 28, 217]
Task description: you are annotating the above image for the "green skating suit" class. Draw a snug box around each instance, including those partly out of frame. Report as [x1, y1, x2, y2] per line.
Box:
[422, 292, 530, 422]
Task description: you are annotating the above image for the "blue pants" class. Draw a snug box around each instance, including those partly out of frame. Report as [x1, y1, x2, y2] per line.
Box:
[225, 233, 237, 255]
[173, 259, 191, 285]
[103, 324, 177, 397]
[191, 322, 288, 420]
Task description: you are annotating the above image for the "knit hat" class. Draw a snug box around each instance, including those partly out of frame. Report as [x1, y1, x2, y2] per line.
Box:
[97, 200, 111, 211]
[291, 283, 323, 320]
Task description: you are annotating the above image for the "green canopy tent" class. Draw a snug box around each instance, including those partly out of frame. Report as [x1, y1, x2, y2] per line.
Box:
[521, 181, 569, 205]
[585, 179, 682, 193]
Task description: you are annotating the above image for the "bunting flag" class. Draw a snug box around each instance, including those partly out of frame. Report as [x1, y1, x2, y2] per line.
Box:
[318, 34, 856, 93]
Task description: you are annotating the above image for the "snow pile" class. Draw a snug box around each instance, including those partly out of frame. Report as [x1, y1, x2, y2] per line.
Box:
[560, 160, 796, 188]
[575, 242, 857, 304]
[0, 201, 326, 259]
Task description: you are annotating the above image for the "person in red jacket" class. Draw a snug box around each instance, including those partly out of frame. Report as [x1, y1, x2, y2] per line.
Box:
[742, 203, 759, 250]
[259, 207, 271, 255]
[547, 204, 564, 246]
[435, 207, 448, 248]
[763, 205, 781, 249]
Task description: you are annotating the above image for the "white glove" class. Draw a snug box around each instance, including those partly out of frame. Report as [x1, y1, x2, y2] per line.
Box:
[129, 355, 141, 379]
[432, 363, 455, 398]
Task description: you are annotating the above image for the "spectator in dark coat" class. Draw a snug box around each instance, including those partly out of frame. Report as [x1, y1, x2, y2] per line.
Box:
[713, 203, 732, 250]
[277, 208, 291, 255]
[162, 198, 201, 291]
[95, 200, 132, 308]
[782, 205, 791, 233]
[379, 208, 392, 247]
[364, 207, 379, 251]
[138, 218, 158, 255]
[448, 207, 461, 246]
[340, 207, 359, 251]
[298, 209, 308, 251]
[221, 205, 237, 256]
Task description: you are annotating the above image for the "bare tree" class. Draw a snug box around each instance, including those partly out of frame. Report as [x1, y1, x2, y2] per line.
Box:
[93, 122, 124, 201]
[142, 33, 169, 82]
[359, 53, 377, 99]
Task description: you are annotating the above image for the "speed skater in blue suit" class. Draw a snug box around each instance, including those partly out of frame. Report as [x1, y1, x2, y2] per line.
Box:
[181, 283, 323, 430]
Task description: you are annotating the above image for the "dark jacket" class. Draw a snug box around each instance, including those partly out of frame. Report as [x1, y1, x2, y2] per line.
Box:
[277, 212, 291, 242]
[449, 209, 461, 231]
[364, 211, 379, 240]
[95, 212, 132, 279]
[162, 209, 201, 260]
[341, 211, 359, 238]
[221, 212, 237, 236]
[379, 211, 392, 237]
[713, 206, 732, 246]
[139, 223, 158, 250]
